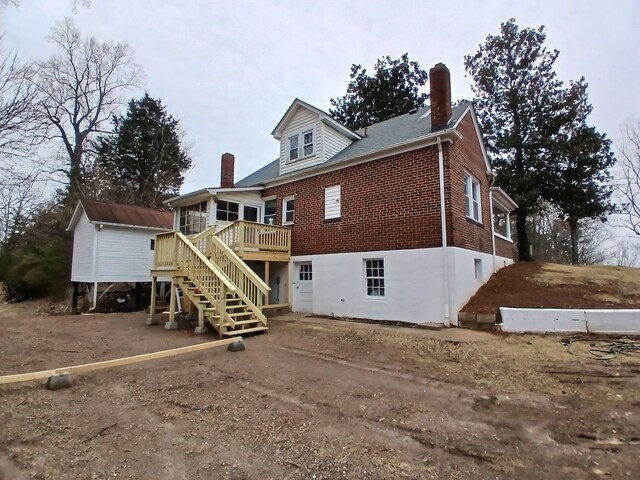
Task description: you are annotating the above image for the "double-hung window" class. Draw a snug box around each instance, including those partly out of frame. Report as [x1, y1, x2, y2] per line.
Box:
[263, 198, 277, 225]
[365, 259, 385, 297]
[288, 135, 299, 161]
[283, 196, 295, 224]
[288, 129, 314, 161]
[464, 174, 482, 223]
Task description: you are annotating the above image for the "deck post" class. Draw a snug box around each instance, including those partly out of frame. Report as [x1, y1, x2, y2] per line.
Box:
[165, 277, 178, 330]
[238, 221, 245, 256]
[264, 261, 270, 306]
[146, 276, 158, 325]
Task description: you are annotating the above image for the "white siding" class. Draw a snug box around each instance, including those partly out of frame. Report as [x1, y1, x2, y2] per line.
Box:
[70, 212, 97, 282]
[279, 108, 322, 175]
[95, 226, 159, 283]
[321, 123, 353, 162]
[212, 191, 264, 229]
[324, 185, 341, 219]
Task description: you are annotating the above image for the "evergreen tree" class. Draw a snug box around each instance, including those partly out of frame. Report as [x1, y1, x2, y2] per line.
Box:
[464, 19, 569, 261]
[95, 93, 192, 208]
[329, 53, 428, 130]
[543, 90, 616, 263]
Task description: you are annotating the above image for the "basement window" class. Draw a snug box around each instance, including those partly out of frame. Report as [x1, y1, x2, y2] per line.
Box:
[474, 258, 483, 280]
[365, 259, 385, 297]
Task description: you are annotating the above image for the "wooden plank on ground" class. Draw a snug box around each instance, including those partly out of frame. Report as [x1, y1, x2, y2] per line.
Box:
[0, 337, 237, 386]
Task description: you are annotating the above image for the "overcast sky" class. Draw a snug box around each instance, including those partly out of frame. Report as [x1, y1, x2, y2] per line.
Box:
[2, 0, 639, 195]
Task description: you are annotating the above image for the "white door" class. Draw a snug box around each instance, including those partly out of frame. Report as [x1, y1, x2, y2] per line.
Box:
[293, 262, 313, 313]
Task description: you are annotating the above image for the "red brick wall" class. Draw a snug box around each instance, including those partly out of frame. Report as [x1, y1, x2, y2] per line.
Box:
[263, 146, 443, 256]
[262, 111, 494, 257]
[495, 236, 514, 259]
[444, 113, 493, 254]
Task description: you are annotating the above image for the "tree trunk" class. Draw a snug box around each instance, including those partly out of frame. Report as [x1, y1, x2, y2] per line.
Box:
[568, 219, 579, 264]
[516, 205, 532, 261]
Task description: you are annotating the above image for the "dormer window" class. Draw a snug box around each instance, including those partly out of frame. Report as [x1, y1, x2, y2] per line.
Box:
[288, 129, 314, 161]
[289, 135, 299, 161]
[303, 130, 313, 156]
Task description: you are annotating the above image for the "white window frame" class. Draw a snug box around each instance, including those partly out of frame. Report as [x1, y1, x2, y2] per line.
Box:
[283, 196, 295, 225]
[464, 173, 482, 223]
[492, 202, 511, 241]
[215, 199, 239, 222]
[302, 129, 313, 157]
[287, 128, 315, 162]
[263, 196, 277, 225]
[179, 200, 208, 235]
[288, 135, 299, 161]
[364, 258, 385, 298]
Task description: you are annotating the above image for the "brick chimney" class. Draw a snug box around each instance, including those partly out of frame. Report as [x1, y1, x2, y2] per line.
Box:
[220, 153, 235, 188]
[429, 63, 452, 130]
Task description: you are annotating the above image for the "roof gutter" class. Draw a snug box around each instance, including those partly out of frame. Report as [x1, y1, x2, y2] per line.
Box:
[437, 136, 450, 327]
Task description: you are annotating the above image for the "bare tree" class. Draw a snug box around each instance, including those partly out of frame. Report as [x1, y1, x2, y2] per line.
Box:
[0, 171, 42, 245]
[613, 238, 640, 267]
[617, 119, 640, 236]
[0, 43, 41, 170]
[32, 18, 142, 204]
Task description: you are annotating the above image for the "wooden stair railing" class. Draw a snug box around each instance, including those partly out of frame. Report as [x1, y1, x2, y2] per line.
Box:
[189, 226, 270, 325]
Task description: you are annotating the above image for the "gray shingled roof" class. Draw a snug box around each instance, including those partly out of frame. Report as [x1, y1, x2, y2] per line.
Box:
[235, 102, 471, 187]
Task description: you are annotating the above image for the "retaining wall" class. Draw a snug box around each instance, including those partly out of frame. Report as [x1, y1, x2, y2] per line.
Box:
[499, 308, 640, 334]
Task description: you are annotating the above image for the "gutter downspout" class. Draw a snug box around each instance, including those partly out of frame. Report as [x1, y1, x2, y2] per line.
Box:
[437, 136, 450, 327]
[488, 178, 497, 274]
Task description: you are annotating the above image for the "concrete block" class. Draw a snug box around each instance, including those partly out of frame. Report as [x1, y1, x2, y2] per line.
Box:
[477, 313, 496, 324]
[227, 340, 245, 352]
[193, 326, 207, 335]
[586, 309, 640, 334]
[46, 373, 72, 390]
[458, 311, 476, 323]
[145, 317, 159, 326]
[164, 321, 178, 330]
[500, 308, 587, 333]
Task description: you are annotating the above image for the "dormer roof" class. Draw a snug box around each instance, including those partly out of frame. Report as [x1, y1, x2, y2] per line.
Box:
[271, 98, 361, 141]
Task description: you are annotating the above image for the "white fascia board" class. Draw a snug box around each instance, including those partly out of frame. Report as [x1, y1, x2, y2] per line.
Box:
[490, 186, 518, 210]
[163, 188, 214, 207]
[213, 187, 264, 193]
[272, 98, 360, 141]
[66, 202, 85, 231]
[88, 221, 173, 232]
[454, 106, 492, 174]
[264, 128, 461, 188]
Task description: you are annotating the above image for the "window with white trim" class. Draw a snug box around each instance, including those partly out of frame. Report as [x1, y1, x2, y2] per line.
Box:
[303, 130, 313, 156]
[179, 201, 208, 235]
[263, 198, 276, 225]
[283, 196, 295, 224]
[288, 135, 299, 161]
[299, 263, 312, 281]
[287, 129, 314, 161]
[324, 185, 341, 219]
[464, 173, 482, 223]
[492, 203, 510, 238]
[216, 200, 239, 222]
[364, 259, 385, 297]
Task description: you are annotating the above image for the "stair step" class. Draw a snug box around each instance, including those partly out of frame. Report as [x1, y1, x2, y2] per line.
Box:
[228, 311, 253, 318]
[233, 319, 261, 326]
[225, 304, 246, 310]
[222, 326, 268, 336]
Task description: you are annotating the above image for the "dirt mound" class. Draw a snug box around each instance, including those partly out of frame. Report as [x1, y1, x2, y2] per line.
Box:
[462, 262, 640, 314]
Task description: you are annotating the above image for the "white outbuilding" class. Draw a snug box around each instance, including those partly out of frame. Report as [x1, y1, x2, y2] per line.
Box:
[67, 199, 173, 310]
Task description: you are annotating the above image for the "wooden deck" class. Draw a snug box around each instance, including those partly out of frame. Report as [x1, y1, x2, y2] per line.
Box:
[213, 221, 291, 261]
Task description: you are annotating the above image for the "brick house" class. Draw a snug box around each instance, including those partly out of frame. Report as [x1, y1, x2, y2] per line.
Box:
[156, 63, 516, 334]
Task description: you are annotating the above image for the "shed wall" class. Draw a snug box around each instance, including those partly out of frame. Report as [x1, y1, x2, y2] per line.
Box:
[70, 212, 96, 282]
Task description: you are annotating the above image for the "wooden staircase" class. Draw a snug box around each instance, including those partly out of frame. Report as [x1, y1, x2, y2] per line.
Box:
[151, 229, 270, 337]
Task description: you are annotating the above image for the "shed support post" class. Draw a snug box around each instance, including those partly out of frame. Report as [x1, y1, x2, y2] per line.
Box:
[146, 277, 158, 326]
[71, 282, 80, 315]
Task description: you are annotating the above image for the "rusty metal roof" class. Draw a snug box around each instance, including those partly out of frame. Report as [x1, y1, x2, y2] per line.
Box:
[81, 199, 173, 230]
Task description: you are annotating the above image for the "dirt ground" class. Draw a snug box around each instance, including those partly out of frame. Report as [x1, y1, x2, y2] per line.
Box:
[0, 311, 639, 480]
[463, 262, 640, 314]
